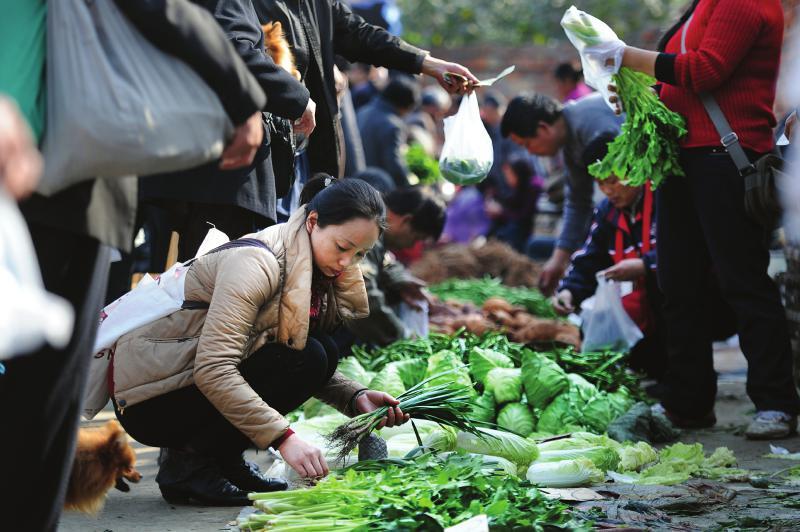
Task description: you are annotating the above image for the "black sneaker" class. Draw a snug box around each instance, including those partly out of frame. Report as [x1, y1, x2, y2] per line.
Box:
[156, 448, 251, 506]
[218, 455, 288, 493]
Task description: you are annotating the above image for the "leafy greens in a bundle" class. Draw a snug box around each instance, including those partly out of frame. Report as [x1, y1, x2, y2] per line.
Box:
[430, 277, 556, 318]
[588, 67, 686, 189]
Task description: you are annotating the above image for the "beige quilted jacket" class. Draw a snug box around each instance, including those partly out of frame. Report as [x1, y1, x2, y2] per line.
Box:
[111, 209, 370, 449]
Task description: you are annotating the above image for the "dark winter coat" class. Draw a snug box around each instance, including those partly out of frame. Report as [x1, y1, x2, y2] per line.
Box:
[252, 0, 427, 178]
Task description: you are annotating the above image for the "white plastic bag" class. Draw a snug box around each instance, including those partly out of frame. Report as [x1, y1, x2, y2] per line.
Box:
[39, 0, 233, 195]
[561, 6, 626, 111]
[83, 227, 229, 419]
[580, 274, 643, 353]
[438, 92, 493, 185]
[0, 190, 74, 360]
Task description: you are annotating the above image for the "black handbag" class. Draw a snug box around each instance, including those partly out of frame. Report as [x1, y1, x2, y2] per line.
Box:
[265, 113, 297, 198]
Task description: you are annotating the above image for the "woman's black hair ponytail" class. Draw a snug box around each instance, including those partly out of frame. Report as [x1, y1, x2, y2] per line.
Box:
[301, 173, 387, 231]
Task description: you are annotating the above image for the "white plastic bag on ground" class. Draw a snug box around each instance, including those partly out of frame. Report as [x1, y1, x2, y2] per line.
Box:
[39, 0, 233, 195]
[0, 190, 74, 360]
[561, 6, 626, 110]
[83, 228, 229, 419]
[438, 92, 493, 185]
[581, 273, 643, 352]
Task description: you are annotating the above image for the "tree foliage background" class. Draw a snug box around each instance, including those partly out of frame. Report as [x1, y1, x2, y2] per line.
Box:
[396, 0, 689, 48]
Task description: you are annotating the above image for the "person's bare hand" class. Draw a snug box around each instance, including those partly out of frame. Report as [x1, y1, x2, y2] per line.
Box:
[278, 434, 329, 478]
[355, 390, 409, 429]
[422, 56, 479, 95]
[538, 249, 571, 296]
[219, 111, 264, 170]
[397, 277, 429, 311]
[294, 98, 317, 138]
[786, 110, 797, 142]
[551, 290, 575, 316]
[0, 97, 43, 200]
[602, 258, 645, 282]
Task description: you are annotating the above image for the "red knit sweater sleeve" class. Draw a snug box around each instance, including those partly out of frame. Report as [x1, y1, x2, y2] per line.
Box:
[673, 0, 763, 93]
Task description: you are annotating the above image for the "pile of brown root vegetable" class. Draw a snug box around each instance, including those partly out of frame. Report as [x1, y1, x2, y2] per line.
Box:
[429, 296, 581, 348]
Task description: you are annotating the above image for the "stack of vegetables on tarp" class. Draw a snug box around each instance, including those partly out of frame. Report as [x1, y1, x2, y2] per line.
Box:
[428, 278, 582, 347]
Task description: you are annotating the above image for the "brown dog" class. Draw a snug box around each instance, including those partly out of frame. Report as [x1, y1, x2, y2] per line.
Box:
[64, 420, 142, 514]
[262, 21, 301, 80]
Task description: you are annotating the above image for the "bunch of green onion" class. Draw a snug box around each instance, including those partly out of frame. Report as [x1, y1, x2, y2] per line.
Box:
[326, 370, 486, 463]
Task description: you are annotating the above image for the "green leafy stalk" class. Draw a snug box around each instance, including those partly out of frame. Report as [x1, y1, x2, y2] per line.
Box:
[588, 67, 687, 189]
[325, 370, 487, 463]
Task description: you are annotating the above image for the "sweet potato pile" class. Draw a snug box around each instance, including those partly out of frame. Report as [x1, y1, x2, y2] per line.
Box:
[429, 296, 581, 348]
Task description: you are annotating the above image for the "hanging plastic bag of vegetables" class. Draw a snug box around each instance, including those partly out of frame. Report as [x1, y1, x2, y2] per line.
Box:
[438, 92, 493, 185]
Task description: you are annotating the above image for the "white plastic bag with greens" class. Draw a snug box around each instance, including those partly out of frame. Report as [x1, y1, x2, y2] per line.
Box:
[561, 6, 625, 110]
[438, 92, 493, 185]
[581, 273, 642, 352]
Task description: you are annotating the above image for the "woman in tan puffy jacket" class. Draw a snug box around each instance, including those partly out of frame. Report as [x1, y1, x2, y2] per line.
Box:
[110, 176, 409, 506]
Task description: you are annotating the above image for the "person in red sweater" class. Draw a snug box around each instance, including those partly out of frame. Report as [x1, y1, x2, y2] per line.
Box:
[611, 0, 800, 439]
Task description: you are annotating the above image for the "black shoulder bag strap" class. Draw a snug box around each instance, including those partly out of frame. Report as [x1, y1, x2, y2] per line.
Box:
[181, 238, 273, 310]
[680, 14, 757, 177]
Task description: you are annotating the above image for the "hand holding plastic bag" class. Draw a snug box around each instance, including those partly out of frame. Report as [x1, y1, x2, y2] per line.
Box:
[581, 273, 643, 353]
[561, 6, 626, 111]
[438, 92, 493, 185]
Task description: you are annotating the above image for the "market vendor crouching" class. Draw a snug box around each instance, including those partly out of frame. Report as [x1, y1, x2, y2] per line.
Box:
[106, 176, 409, 506]
[343, 186, 446, 347]
[550, 166, 666, 382]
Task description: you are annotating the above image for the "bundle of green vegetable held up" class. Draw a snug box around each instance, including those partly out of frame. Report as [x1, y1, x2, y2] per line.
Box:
[589, 67, 686, 189]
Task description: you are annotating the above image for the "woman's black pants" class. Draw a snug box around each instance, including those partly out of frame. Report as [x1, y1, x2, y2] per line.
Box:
[657, 149, 800, 418]
[115, 334, 340, 458]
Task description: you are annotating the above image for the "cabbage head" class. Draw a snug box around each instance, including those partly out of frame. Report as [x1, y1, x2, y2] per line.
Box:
[369, 365, 406, 398]
[337, 356, 371, 385]
[386, 358, 427, 389]
[485, 367, 523, 405]
[526, 458, 605, 488]
[497, 402, 536, 437]
[425, 350, 476, 396]
[536, 393, 585, 435]
[469, 346, 514, 384]
[469, 393, 496, 424]
[581, 391, 634, 434]
[521, 349, 568, 408]
[454, 427, 539, 468]
[617, 441, 658, 472]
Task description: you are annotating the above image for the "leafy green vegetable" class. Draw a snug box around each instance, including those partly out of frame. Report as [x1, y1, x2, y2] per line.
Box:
[522, 349, 569, 408]
[469, 392, 497, 424]
[240, 453, 580, 531]
[526, 458, 605, 488]
[581, 389, 633, 433]
[337, 356, 371, 385]
[537, 431, 622, 453]
[497, 402, 536, 437]
[543, 347, 646, 399]
[439, 157, 492, 185]
[368, 365, 406, 398]
[429, 277, 556, 318]
[612, 443, 741, 485]
[536, 446, 620, 472]
[405, 143, 442, 184]
[536, 393, 586, 435]
[588, 67, 687, 189]
[617, 441, 658, 472]
[425, 350, 476, 396]
[485, 367, 523, 405]
[385, 358, 427, 389]
[469, 346, 514, 383]
[327, 372, 484, 463]
[453, 427, 540, 468]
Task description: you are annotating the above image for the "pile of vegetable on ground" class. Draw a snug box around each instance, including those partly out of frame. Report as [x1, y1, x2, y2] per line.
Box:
[410, 239, 542, 287]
